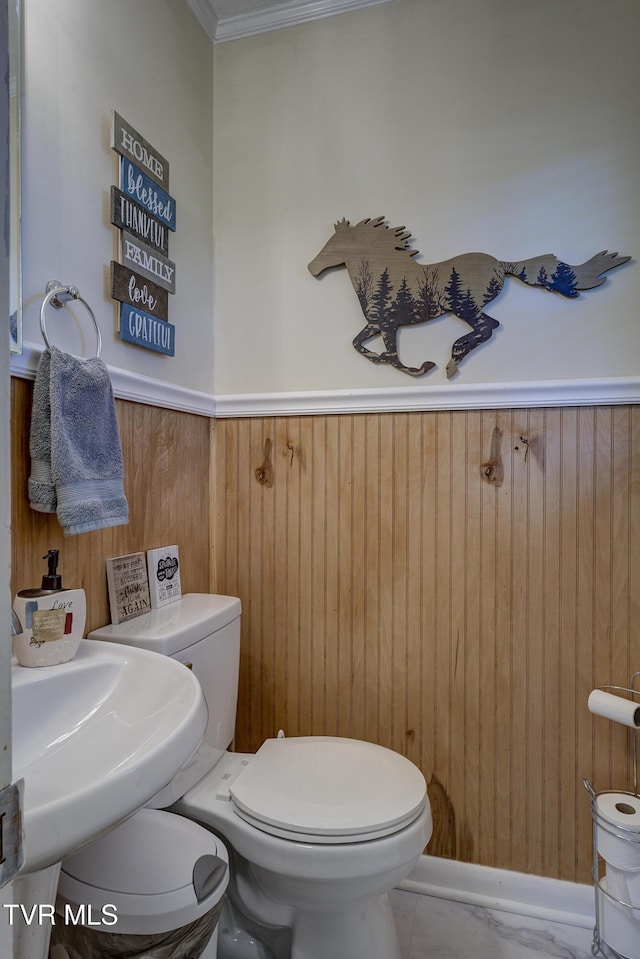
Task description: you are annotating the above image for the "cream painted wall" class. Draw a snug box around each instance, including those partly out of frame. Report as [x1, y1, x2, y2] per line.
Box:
[21, 0, 214, 393]
[212, 0, 639, 396]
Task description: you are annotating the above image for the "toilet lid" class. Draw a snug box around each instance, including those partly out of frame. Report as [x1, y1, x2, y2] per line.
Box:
[229, 737, 426, 843]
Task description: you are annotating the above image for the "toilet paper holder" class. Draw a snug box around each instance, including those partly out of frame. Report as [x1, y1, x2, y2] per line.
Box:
[589, 672, 640, 798]
[585, 672, 640, 958]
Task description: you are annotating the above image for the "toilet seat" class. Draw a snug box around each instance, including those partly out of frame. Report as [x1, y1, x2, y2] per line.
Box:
[228, 736, 427, 844]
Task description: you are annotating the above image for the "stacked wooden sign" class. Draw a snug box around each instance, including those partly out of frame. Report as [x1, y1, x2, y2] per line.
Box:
[110, 112, 176, 355]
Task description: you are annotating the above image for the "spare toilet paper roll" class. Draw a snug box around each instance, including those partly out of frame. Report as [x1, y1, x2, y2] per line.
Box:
[597, 793, 640, 870]
[588, 689, 640, 727]
[600, 876, 640, 959]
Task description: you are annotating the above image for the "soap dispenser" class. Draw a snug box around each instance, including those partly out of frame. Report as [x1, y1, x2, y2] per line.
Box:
[13, 550, 87, 667]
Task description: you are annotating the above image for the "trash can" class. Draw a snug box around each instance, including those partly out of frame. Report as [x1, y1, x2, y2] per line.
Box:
[51, 808, 229, 959]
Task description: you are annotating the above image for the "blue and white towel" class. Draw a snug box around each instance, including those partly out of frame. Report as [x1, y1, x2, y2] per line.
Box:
[28, 347, 129, 536]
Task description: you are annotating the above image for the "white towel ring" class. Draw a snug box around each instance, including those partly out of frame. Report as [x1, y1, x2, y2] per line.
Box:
[40, 280, 102, 358]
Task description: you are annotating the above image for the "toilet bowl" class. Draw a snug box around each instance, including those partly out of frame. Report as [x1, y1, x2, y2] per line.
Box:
[90, 595, 433, 959]
[173, 740, 432, 959]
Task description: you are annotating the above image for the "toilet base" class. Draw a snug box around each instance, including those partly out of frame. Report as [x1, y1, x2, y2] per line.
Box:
[289, 893, 402, 959]
[218, 848, 404, 959]
[219, 888, 401, 959]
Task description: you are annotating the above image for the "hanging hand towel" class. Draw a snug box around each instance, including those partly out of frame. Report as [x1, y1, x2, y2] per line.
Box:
[28, 348, 56, 513]
[28, 347, 129, 536]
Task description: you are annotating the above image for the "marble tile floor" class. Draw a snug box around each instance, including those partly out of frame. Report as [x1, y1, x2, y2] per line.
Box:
[390, 888, 596, 959]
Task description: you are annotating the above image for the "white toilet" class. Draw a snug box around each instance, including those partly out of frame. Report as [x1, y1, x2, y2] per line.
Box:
[90, 593, 432, 959]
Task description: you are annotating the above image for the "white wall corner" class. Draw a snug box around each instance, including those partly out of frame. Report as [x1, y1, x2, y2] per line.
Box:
[185, 0, 219, 42]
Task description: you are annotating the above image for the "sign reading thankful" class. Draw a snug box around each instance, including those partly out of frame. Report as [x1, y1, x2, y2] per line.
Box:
[308, 216, 631, 378]
[111, 187, 169, 255]
[110, 112, 176, 355]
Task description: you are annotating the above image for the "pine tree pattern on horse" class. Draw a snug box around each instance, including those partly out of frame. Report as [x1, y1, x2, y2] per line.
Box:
[307, 216, 630, 378]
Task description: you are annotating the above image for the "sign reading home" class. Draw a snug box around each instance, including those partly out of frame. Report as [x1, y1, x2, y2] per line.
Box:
[110, 112, 176, 355]
[111, 111, 169, 190]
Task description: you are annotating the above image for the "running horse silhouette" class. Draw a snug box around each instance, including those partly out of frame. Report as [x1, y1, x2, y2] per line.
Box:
[308, 217, 630, 378]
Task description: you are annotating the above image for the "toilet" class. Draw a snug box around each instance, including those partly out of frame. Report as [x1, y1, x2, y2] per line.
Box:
[89, 594, 432, 959]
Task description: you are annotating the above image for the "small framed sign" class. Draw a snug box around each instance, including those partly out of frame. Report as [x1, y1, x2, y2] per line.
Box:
[146, 545, 182, 609]
[105, 552, 151, 624]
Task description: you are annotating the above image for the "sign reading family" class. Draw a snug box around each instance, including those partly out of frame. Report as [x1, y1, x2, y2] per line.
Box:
[110, 112, 176, 356]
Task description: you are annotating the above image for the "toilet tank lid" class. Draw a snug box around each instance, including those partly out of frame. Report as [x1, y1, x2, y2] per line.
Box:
[88, 593, 241, 655]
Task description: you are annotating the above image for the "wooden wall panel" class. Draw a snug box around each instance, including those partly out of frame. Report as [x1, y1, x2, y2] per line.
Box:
[213, 407, 640, 884]
[11, 379, 639, 885]
[11, 377, 211, 634]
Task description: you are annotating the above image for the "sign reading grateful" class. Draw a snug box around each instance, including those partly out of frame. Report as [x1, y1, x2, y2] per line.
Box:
[110, 112, 176, 355]
[120, 304, 176, 357]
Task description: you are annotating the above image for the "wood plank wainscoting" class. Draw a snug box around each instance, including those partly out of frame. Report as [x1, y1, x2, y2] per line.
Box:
[213, 407, 640, 885]
[10, 377, 211, 634]
[10, 375, 640, 885]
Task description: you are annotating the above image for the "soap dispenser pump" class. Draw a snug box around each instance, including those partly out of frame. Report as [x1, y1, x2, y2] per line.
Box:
[13, 550, 86, 667]
[41, 549, 62, 590]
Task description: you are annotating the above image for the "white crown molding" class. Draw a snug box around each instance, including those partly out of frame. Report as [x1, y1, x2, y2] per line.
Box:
[185, 0, 219, 41]
[10, 341, 217, 418]
[213, 377, 640, 417]
[212, 0, 394, 43]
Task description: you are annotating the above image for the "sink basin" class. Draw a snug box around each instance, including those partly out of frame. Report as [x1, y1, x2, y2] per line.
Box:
[12, 638, 207, 873]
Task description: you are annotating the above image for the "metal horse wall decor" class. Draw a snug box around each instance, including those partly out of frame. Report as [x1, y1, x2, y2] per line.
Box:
[307, 217, 630, 378]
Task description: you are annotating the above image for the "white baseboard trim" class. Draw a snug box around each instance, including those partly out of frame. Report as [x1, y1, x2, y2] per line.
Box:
[397, 855, 595, 931]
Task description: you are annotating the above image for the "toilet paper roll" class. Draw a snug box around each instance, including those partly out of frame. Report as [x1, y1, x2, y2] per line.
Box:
[597, 793, 640, 870]
[627, 869, 640, 904]
[606, 865, 631, 905]
[600, 877, 640, 959]
[588, 689, 640, 728]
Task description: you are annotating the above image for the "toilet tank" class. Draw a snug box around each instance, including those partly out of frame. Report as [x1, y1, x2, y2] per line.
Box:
[89, 594, 241, 806]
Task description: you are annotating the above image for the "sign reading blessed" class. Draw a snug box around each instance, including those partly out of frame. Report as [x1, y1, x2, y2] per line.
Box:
[308, 217, 630, 378]
[110, 112, 176, 356]
[119, 158, 176, 233]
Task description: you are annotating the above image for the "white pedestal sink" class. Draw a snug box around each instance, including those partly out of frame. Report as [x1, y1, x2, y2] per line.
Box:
[9, 639, 208, 959]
